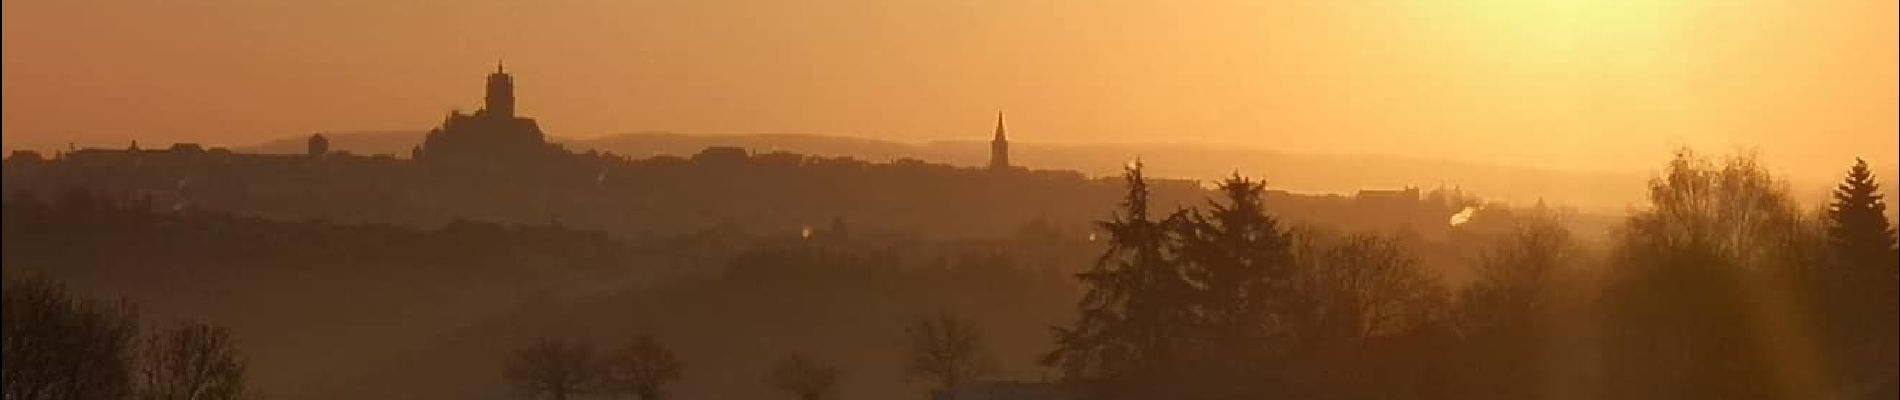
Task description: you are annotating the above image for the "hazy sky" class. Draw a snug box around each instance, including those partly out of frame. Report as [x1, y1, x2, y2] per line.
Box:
[4, 0, 1895, 181]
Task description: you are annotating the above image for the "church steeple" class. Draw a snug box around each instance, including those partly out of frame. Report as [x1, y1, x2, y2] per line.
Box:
[485, 62, 515, 119]
[989, 112, 1010, 170]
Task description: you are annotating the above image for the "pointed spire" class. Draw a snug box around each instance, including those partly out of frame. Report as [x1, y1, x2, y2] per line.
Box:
[993, 111, 1007, 141]
[989, 111, 1011, 170]
[496, 59, 505, 74]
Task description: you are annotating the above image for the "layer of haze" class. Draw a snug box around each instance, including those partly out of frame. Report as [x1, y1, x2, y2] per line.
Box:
[5, 0, 1896, 184]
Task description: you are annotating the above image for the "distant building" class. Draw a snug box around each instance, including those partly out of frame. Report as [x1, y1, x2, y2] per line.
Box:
[415, 63, 563, 165]
[7, 150, 44, 162]
[990, 112, 1010, 170]
[692, 146, 750, 164]
[1354, 187, 1423, 219]
[1351, 186, 1444, 233]
[53, 141, 304, 171]
[307, 133, 329, 158]
[1356, 187, 1420, 204]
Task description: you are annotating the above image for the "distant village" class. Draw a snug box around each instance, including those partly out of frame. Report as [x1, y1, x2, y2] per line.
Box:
[2, 65, 1493, 241]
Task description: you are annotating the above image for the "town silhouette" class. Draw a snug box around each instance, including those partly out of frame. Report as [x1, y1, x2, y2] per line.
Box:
[4, 7, 1897, 398]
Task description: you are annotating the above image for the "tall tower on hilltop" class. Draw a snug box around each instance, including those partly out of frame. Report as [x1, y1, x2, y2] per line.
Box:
[485, 62, 515, 119]
[416, 63, 554, 165]
[990, 112, 1010, 170]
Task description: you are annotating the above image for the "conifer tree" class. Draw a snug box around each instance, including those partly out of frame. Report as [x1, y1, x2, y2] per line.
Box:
[1045, 160, 1195, 398]
[1826, 158, 1896, 274]
[1177, 175, 1294, 358]
[1819, 158, 1898, 395]
[1173, 174, 1296, 398]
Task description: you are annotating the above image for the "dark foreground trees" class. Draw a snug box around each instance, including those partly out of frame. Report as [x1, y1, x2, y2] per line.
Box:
[903, 312, 995, 394]
[1448, 219, 1592, 399]
[1046, 165, 1449, 399]
[2, 276, 252, 400]
[1044, 161, 1199, 398]
[1827, 158, 1897, 271]
[766, 353, 841, 400]
[599, 335, 685, 400]
[1047, 151, 1897, 400]
[1818, 157, 1899, 397]
[505, 338, 599, 400]
[2, 276, 140, 400]
[1280, 230, 1452, 399]
[1602, 151, 1832, 399]
[1176, 174, 1296, 396]
[503, 335, 685, 400]
[136, 323, 249, 400]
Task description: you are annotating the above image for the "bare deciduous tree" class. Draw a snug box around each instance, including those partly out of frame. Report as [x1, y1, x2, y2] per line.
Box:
[1604, 150, 1829, 399]
[903, 312, 994, 392]
[1450, 220, 1586, 399]
[1455, 220, 1581, 337]
[765, 353, 840, 400]
[504, 337, 598, 400]
[1, 276, 140, 400]
[135, 322, 248, 400]
[599, 335, 683, 400]
[1293, 232, 1446, 342]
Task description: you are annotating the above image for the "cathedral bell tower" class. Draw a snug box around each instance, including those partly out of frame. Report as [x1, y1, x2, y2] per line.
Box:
[485, 62, 515, 119]
[416, 62, 551, 165]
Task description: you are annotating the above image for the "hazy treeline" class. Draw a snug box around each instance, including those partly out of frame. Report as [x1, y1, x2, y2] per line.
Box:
[3, 189, 629, 278]
[2, 146, 1516, 242]
[1, 191, 639, 397]
[0, 188, 1096, 399]
[352, 242, 1085, 399]
[1045, 151, 1897, 400]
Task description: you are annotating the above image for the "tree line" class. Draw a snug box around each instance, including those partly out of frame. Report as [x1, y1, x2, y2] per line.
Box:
[2, 276, 253, 400]
[494, 151, 1892, 400]
[503, 311, 998, 400]
[1044, 152, 1896, 399]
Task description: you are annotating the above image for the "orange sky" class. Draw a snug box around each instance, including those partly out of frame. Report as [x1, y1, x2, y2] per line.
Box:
[4, 0, 1895, 183]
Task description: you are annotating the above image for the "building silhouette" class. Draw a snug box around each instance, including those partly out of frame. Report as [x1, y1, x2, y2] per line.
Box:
[0, 63, 1476, 242]
[415, 63, 562, 166]
[990, 112, 1010, 170]
[307, 133, 329, 158]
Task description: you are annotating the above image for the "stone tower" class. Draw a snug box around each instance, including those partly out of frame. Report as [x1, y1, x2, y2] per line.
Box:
[485, 62, 515, 119]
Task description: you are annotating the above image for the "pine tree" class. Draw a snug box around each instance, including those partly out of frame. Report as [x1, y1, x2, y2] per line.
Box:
[1045, 160, 1195, 398]
[1826, 158, 1896, 274]
[1820, 158, 1899, 395]
[1174, 174, 1296, 398]
[1177, 175, 1293, 356]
